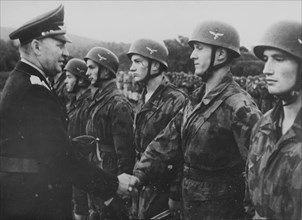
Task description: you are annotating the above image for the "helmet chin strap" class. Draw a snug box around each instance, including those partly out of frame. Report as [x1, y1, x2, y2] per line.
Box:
[200, 46, 233, 82]
[279, 90, 300, 106]
[137, 60, 162, 86]
[279, 67, 302, 106]
[71, 78, 80, 93]
[200, 47, 217, 82]
[95, 68, 112, 87]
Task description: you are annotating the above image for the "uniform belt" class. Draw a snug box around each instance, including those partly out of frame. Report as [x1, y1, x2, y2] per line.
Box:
[0, 156, 39, 173]
[183, 164, 243, 181]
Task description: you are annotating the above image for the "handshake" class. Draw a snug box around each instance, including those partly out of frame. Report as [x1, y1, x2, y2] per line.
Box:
[116, 173, 141, 197]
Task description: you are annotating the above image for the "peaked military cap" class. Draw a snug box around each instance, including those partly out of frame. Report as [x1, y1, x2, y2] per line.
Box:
[9, 4, 72, 45]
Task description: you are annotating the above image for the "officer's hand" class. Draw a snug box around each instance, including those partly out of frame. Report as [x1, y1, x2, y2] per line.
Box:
[117, 174, 141, 197]
[117, 173, 132, 197]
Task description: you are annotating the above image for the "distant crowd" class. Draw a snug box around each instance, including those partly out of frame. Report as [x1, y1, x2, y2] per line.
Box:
[117, 71, 275, 113]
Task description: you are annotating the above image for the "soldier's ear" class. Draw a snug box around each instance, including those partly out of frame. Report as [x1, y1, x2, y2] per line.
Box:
[104, 68, 110, 77]
[78, 78, 84, 86]
[151, 61, 160, 74]
[216, 48, 228, 63]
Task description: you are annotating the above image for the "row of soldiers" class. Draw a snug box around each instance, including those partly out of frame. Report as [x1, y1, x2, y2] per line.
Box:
[0, 4, 301, 220]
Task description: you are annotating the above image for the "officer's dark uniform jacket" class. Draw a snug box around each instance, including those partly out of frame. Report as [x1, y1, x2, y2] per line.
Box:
[86, 80, 135, 175]
[134, 71, 262, 220]
[0, 61, 118, 220]
[133, 76, 187, 219]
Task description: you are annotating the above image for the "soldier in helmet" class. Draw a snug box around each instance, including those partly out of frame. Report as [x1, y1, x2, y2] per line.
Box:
[127, 21, 262, 220]
[64, 58, 90, 123]
[246, 20, 302, 220]
[127, 39, 187, 219]
[84, 47, 135, 220]
[63, 58, 92, 220]
[50, 55, 73, 108]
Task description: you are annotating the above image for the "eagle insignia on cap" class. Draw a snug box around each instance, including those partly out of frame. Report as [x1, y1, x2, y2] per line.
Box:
[209, 30, 224, 40]
[298, 38, 302, 44]
[76, 67, 85, 73]
[98, 54, 107, 61]
[146, 47, 157, 54]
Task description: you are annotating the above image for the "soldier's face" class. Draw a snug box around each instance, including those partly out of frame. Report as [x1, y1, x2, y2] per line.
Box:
[190, 42, 212, 77]
[64, 71, 77, 93]
[38, 38, 69, 77]
[263, 49, 299, 95]
[129, 54, 149, 82]
[86, 59, 99, 86]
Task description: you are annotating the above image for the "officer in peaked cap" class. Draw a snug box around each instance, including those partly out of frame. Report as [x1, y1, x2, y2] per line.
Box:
[9, 4, 71, 45]
[0, 5, 131, 220]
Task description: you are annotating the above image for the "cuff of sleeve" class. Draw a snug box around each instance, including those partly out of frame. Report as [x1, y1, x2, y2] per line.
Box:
[133, 170, 146, 185]
[94, 171, 119, 201]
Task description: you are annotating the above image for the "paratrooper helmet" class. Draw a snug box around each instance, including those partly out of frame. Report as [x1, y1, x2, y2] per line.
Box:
[127, 38, 169, 70]
[253, 20, 302, 60]
[85, 47, 119, 75]
[188, 20, 241, 57]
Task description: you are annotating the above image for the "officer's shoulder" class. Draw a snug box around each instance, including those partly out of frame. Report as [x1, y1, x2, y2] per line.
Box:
[0, 70, 31, 112]
[2, 70, 31, 99]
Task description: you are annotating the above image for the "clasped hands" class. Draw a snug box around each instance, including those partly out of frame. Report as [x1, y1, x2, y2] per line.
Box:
[117, 173, 140, 197]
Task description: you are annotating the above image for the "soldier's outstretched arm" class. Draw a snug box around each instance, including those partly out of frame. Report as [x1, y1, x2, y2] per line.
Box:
[69, 137, 133, 199]
[133, 109, 184, 184]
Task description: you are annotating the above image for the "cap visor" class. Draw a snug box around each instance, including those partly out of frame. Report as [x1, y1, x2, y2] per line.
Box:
[52, 34, 72, 43]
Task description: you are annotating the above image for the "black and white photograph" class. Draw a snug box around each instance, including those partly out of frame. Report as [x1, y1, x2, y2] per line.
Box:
[0, 1, 301, 219]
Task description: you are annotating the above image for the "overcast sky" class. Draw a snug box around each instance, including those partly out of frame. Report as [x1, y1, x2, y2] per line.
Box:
[1, 1, 301, 49]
